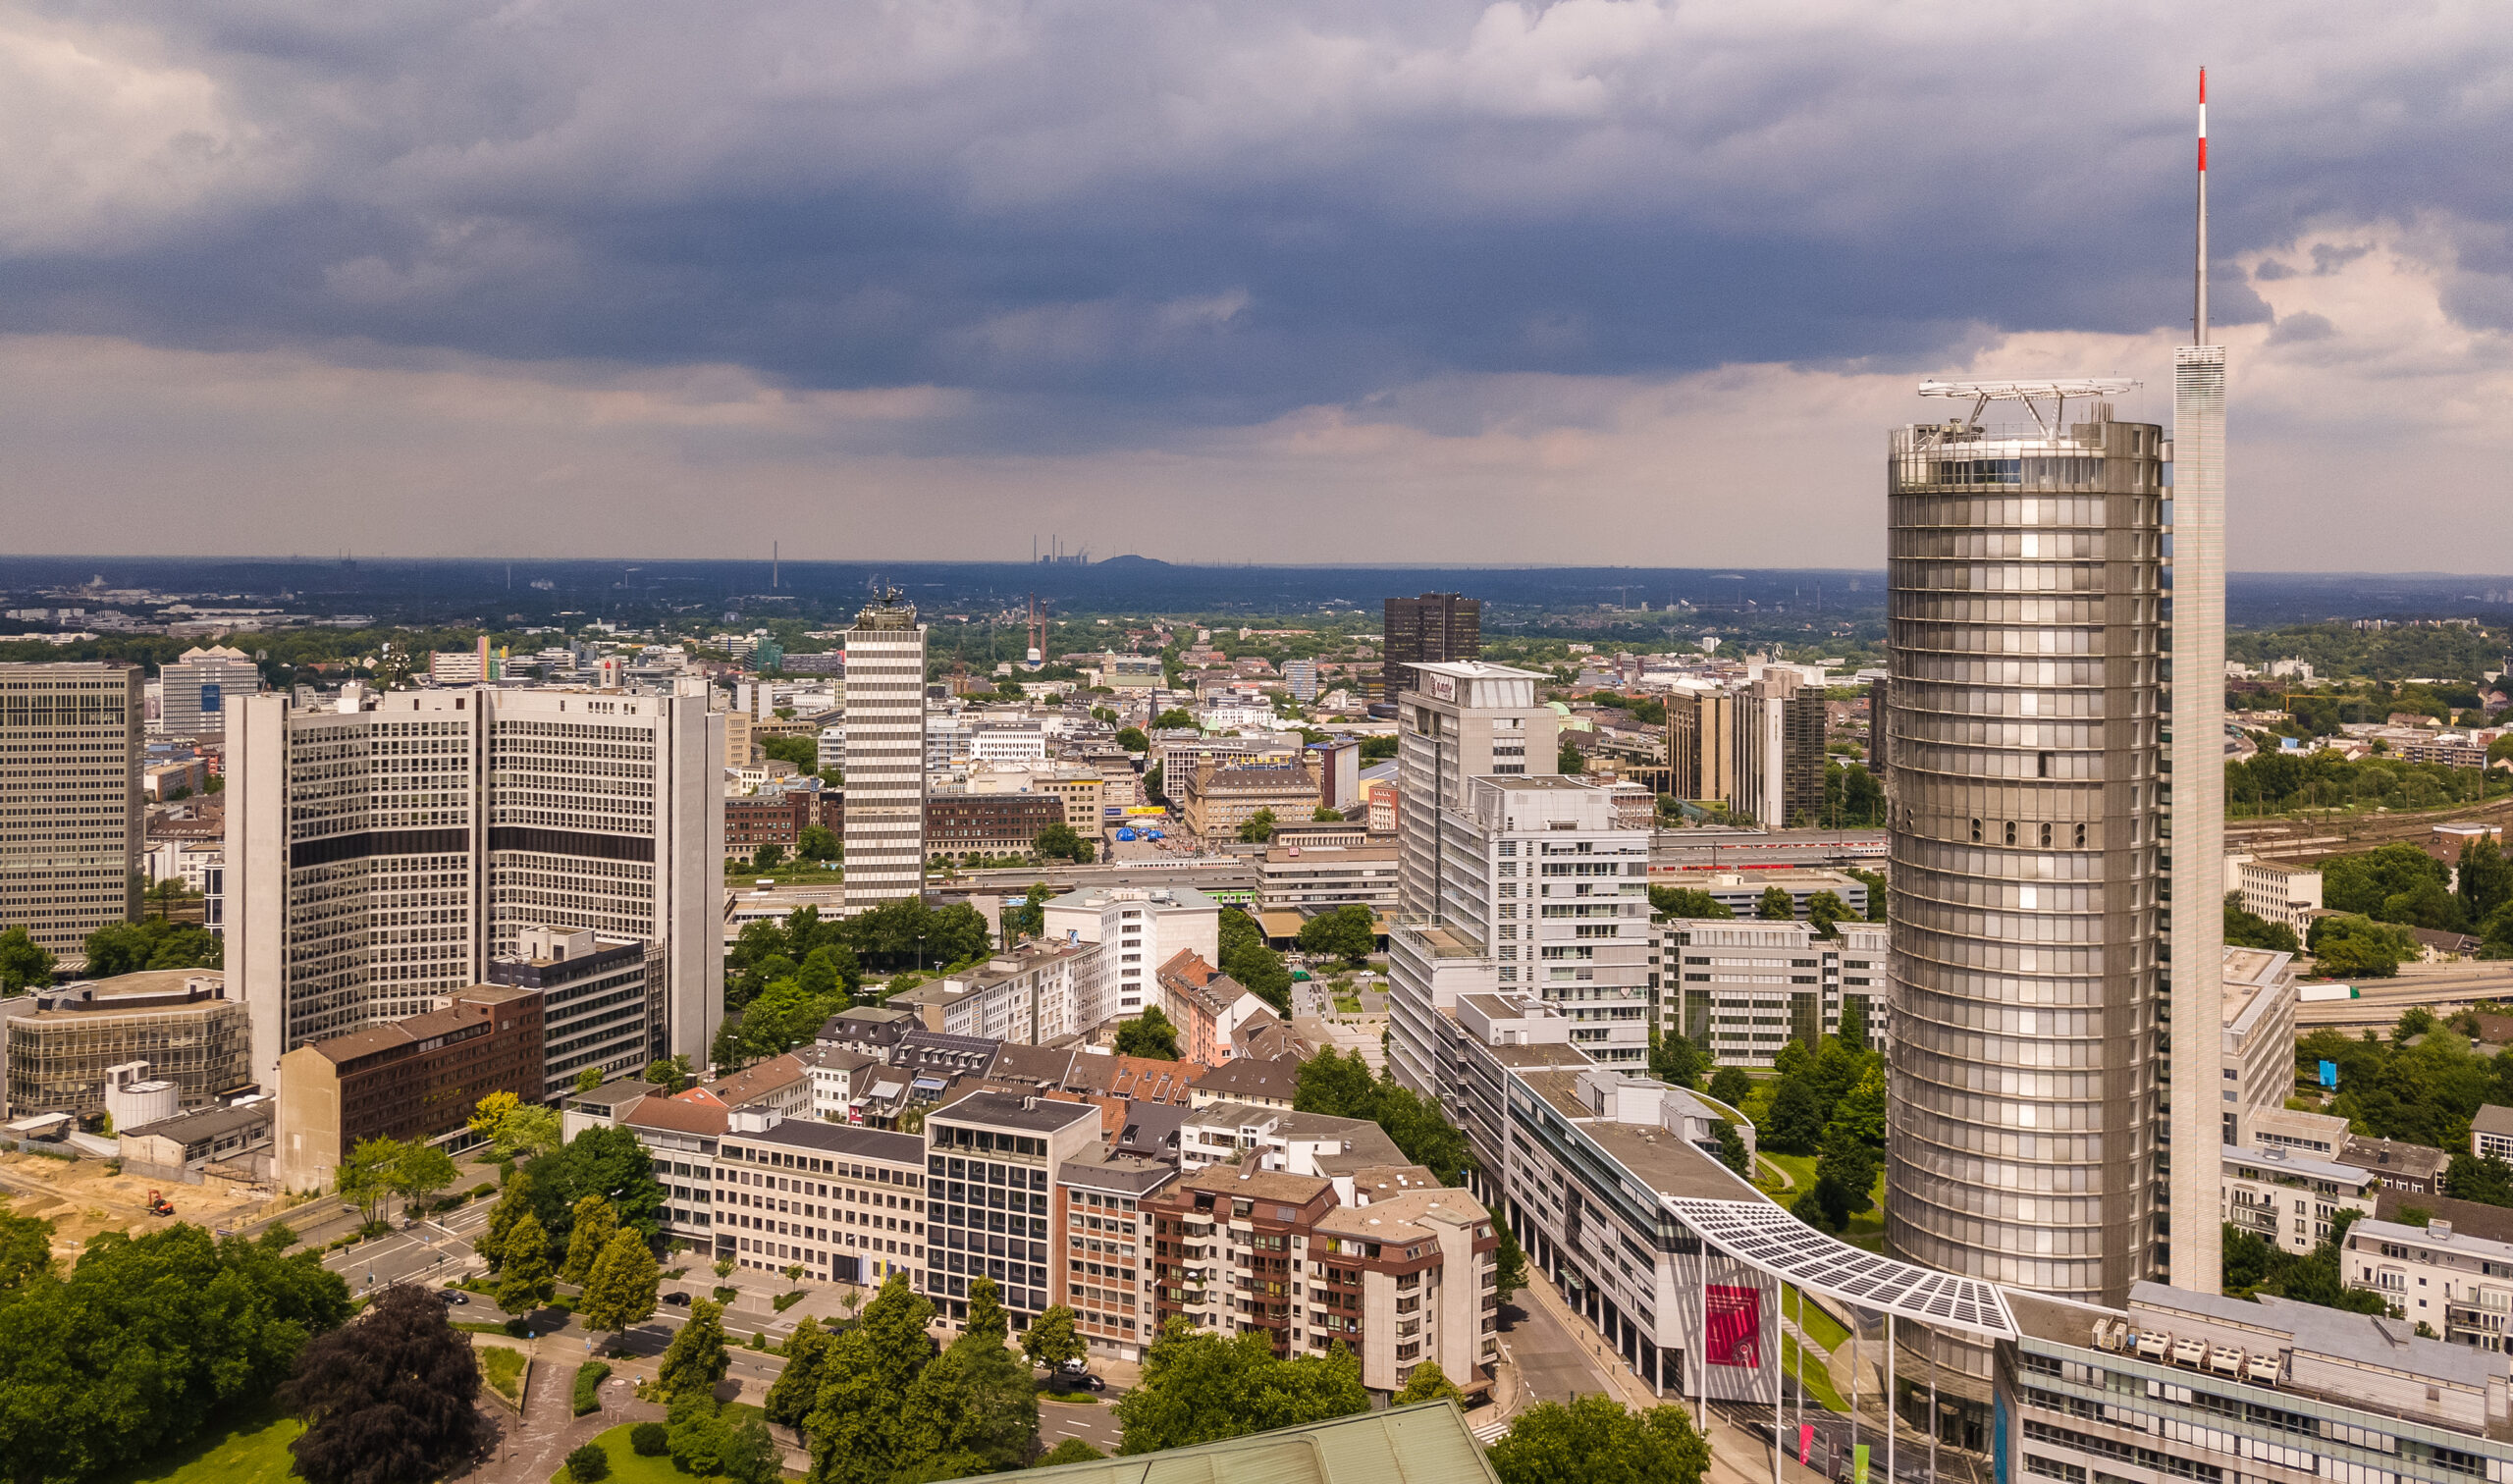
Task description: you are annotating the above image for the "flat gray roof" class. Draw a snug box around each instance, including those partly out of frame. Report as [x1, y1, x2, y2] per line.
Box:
[931, 1089, 1100, 1133]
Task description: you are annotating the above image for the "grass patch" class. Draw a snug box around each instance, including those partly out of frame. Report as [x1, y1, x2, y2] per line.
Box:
[1035, 1384, 1100, 1404]
[553, 1411, 767, 1484]
[574, 1360, 613, 1417]
[479, 1344, 527, 1404]
[1785, 1287, 1852, 1353]
[94, 1407, 302, 1484]
[771, 1290, 806, 1313]
[1753, 1150, 1814, 1197]
[1783, 1334, 1846, 1413]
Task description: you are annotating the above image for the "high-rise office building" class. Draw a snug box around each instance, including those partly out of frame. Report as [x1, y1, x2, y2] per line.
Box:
[842, 592, 927, 911]
[1664, 688, 1734, 805]
[2166, 70, 2228, 1294]
[1379, 593, 1481, 702]
[1731, 669, 1825, 828]
[226, 685, 724, 1088]
[1883, 378, 2166, 1307]
[156, 645, 259, 740]
[0, 662, 142, 971]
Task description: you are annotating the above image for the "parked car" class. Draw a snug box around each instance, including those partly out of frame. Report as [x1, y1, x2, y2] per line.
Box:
[439, 1290, 468, 1305]
[664, 1292, 692, 1305]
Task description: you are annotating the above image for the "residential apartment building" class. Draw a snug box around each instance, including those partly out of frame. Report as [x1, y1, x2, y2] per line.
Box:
[2473, 1104, 2513, 1164]
[842, 592, 928, 909]
[1730, 668, 1825, 828]
[1173, 1100, 1404, 1175]
[2221, 1143, 2379, 1255]
[275, 983, 545, 1192]
[923, 1092, 1103, 1328]
[622, 1092, 726, 1249]
[1664, 688, 1736, 806]
[2220, 946, 2299, 1145]
[1055, 1151, 1175, 1360]
[1380, 593, 1481, 702]
[1150, 732, 1303, 804]
[226, 684, 723, 1089]
[0, 662, 143, 971]
[486, 926, 661, 1099]
[718, 1111, 928, 1288]
[2346, 1212, 2513, 1359]
[3, 970, 250, 1118]
[1043, 884, 1220, 1019]
[1390, 767, 1650, 1099]
[2237, 857, 2323, 935]
[158, 645, 259, 740]
[1179, 761, 1318, 839]
[887, 938, 1100, 1045]
[1155, 951, 1268, 1065]
[1656, 919, 1889, 1067]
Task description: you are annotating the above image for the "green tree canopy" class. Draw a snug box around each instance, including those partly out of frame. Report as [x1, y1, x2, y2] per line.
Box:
[1296, 904, 1377, 967]
[1217, 907, 1292, 1011]
[0, 926, 56, 990]
[563, 1193, 619, 1285]
[796, 823, 839, 862]
[1395, 1360, 1466, 1405]
[496, 1212, 556, 1315]
[580, 1228, 661, 1335]
[1756, 886, 1795, 921]
[2310, 914, 2421, 979]
[1115, 726, 1150, 752]
[1236, 808, 1279, 843]
[656, 1298, 731, 1403]
[1486, 1395, 1711, 1484]
[1023, 1304, 1087, 1371]
[2224, 893, 2302, 954]
[1114, 1325, 1369, 1455]
[1035, 822, 1089, 862]
[1115, 1006, 1181, 1060]
[1648, 887, 1735, 921]
[83, 918, 223, 977]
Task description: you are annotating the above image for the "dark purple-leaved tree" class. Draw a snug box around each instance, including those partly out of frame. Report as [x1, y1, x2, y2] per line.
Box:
[283, 1284, 492, 1484]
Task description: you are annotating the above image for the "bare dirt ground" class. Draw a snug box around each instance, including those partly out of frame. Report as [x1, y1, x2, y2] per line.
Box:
[0, 1149, 278, 1259]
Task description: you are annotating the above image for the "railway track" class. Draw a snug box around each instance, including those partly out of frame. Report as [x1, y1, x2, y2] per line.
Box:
[2225, 790, 2513, 862]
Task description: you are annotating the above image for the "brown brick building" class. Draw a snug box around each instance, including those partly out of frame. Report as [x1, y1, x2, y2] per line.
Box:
[725, 791, 842, 857]
[925, 792, 1061, 860]
[275, 983, 545, 1192]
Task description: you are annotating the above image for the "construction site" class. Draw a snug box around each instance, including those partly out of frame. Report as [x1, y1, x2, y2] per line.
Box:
[0, 1147, 277, 1260]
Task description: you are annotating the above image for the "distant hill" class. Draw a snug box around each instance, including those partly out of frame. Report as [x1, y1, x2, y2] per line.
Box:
[1092, 554, 1171, 570]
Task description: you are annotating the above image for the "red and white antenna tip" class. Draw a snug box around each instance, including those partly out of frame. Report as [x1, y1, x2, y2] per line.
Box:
[2197, 67, 2208, 171]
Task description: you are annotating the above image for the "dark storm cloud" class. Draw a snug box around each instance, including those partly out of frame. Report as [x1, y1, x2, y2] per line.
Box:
[7, 0, 2509, 448]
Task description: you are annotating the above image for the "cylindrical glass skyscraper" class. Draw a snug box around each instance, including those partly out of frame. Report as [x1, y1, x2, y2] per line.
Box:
[1883, 387, 2167, 1307]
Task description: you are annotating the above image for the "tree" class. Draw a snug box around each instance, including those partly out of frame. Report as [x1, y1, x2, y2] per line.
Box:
[1845, 868, 1888, 921]
[481, 1170, 536, 1273]
[2224, 892, 2303, 954]
[0, 1201, 53, 1292]
[1297, 904, 1377, 966]
[644, 1057, 692, 1093]
[1296, 1048, 1377, 1117]
[751, 843, 786, 872]
[1558, 740, 1586, 775]
[1038, 1439, 1105, 1466]
[1710, 1120, 1751, 1178]
[1004, 882, 1049, 940]
[1360, 734, 1399, 761]
[797, 823, 839, 862]
[1218, 907, 1292, 1011]
[1153, 709, 1195, 731]
[2311, 914, 2420, 979]
[1396, 1359, 1466, 1406]
[964, 1275, 1009, 1344]
[1647, 1030, 1709, 1089]
[1648, 886, 1735, 921]
[1035, 822, 1089, 862]
[1237, 808, 1279, 843]
[0, 926, 55, 990]
[1115, 726, 1149, 752]
[1837, 996, 1870, 1053]
[804, 1276, 938, 1484]
[1116, 1006, 1181, 1060]
[1023, 1304, 1087, 1371]
[469, 1090, 560, 1162]
[765, 1316, 833, 1429]
[580, 1229, 661, 1335]
[519, 1124, 669, 1257]
[895, 1287, 1039, 1480]
[1491, 1218, 1527, 1304]
[82, 918, 223, 976]
[1486, 1395, 1711, 1484]
[656, 1298, 731, 1402]
[564, 1194, 620, 1284]
[284, 1283, 488, 1484]
[392, 1142, 458, 1216]
[565, 1443, 611, 1483]
[1706, 1066, 1752, 1108]
[497, 1213, 555, 1316]
[339, 1137, 403, 1228]
[1756, 886, 1795, 921]
[2447, 1153, 2513, 1208]
[2324, 843, 2455, 921]
[2463, 838, 2513, 926]
[1804, 891, 1850, 939]
[1115, 1324, 1369, 1455]
[574, 1065, 606, 1093]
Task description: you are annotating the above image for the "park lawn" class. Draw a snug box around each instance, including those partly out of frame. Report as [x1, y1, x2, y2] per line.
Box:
[554, 1408, 779, 1484]
[1755, 1150, 1814, 1199]
[99, 1408, 300, 1484]
[1783, 1334, 1848, 1413]
[1787, 1289, 1852, 1353]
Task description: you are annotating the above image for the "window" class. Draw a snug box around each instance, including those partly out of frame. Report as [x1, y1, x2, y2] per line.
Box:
[1970, 819, 1982, 843]
[2040, 822, 2054, 847]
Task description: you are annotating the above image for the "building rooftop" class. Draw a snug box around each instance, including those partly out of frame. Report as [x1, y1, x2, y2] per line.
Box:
[2474, 1103, 2513, 1140]
[1313, 1186, 1488, 1246]
[2223, 1144, 2376, 1190]
[1189, 1101, 1408, 1170]
[12, 969, 233, 1020]
[700, 1052, 809, 1107]
[726, 1118, 923, 1166]
[1021, 1399, 1496, 1484]
[295, 983, 539, 1064]
[1190, 1055, 1303, 1103]
[566, 1078, 668, 1113]
[622, 1094, 730, 1138]
[1516, 1068, 1760, 1203]
[1047, 883, 1223, 914]
[1172, 1159, 1336, 1206]
[989, 1044, 1078, 1086]
[2122, 1280, 2503, 1394]
[2341, 1135, 2450, 1180]
[125, 1100, 272, 1145]
[1059, 1151, 1179, 1195]
[931, 1089, 1103, 1135]
[1114, 1099, 1191, 1160]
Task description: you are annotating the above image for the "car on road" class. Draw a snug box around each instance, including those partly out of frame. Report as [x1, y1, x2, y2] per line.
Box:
[1050, 1359, 1105, 1392]
[665, 1292, 691, 1305]
[438, 1290, 468, 1305]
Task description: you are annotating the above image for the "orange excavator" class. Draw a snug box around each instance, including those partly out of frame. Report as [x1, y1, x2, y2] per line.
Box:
[147, 1191, 174, 1217]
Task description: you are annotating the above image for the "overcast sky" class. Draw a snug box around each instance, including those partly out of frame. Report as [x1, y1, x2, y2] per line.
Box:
[4, 1, 2508, 569]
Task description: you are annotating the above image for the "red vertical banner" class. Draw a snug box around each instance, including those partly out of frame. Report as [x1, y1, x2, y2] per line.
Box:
[1705, 1285, 1762, 1367]
[1798, 1423, 1814, 1465]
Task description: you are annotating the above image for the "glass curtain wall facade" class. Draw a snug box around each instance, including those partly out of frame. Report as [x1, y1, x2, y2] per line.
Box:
[1883, 404, 2168, 1307]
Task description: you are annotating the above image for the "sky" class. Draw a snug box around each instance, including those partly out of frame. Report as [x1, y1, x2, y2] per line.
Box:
[4, 1, 2510, 570]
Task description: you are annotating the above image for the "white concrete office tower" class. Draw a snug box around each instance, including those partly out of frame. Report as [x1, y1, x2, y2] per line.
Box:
[1040, 884, 1220, 1020]
[2166, 68, 2228, 1295]
[842, 592, 927, 911]
[1884, 378, 2168, 1307]
[226, 685, 724, 1088]
[156, 645, 259, 739]
[0, 663, 142, 970]
[1386, 661, 1561, 1098]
